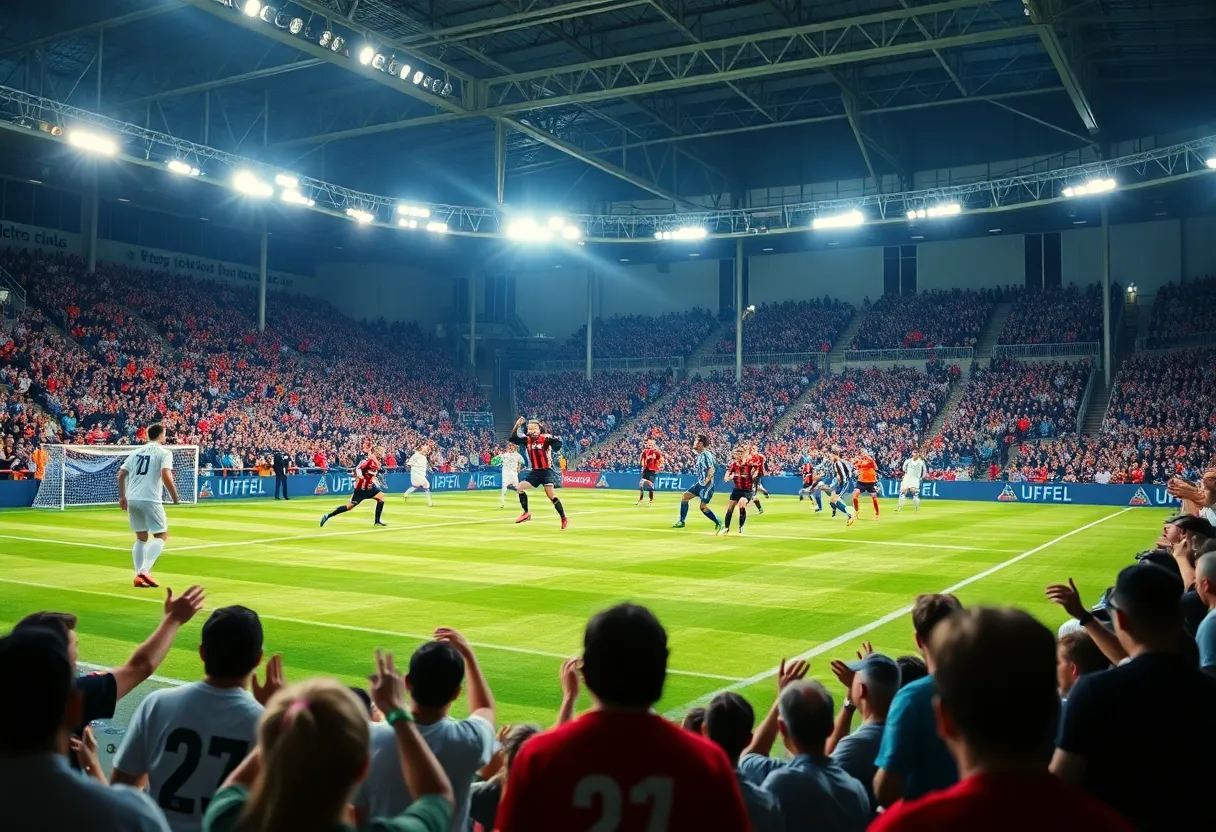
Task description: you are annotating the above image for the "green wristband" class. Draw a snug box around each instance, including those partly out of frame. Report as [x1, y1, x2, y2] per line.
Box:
[385, 708, 413, 725]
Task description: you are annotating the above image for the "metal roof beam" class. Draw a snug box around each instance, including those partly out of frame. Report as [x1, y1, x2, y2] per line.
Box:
[0, 3, 184, 60]
[1024, 0, 1099, 136]
[114, 59, 326, 107]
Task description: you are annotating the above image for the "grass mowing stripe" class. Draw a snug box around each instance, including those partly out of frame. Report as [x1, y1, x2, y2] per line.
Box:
[574, 524, 1022, 552]
[665, 507, 1132, 716]
[0, 576, 743, 683]
[0, 534, 130, 551]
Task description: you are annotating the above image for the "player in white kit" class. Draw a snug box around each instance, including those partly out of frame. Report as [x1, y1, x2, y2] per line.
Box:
[111, 605, 274, 832]
[898, 449, 928, 512]
[500, 444, 525, 508]
[403, 441, 434, 506]
[118, 423, 179, 588]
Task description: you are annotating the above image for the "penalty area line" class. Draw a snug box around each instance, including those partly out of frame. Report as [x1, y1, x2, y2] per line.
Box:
[664, 507, 1133, 717]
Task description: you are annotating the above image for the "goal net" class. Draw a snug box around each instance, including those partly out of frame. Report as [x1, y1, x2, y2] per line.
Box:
[32, 445, 200, 510]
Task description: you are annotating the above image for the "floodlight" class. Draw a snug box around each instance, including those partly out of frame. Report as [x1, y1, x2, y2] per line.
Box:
[358, 46, 375, 65]
[422, 76, 434, 90]
[67, 129, 119, 156]
[398, 64, 411, 81]
[1062, 178, 1116, 198]
[548, 216, 566, 230]
[507, 218, 552, 242]
[441, 82, 453, 96]
[330, 36, 345, 52]
[345, 207, 375, 224]
[232, 170, 273, 197]
[398, 218, 418, 229]
[241, 0, 261, 17]
[412, 71, 424, 84]
[425, 221, 448, 234]
[397, 203, 430, 218]
[811, 210, 864, 229]
[372, 54, 387, 70]
[166, 159, 200, 177]
[654, 227, 707, 241]
[907, 203, 960, 220]
[288, 17, 304, 34]
[280, 189, 314, 207]
[387, 59, 400, 75]
[319, 30, 333, 47]
[560, 224, 582, 241]
[274, 173, 298, 189]
[258, 6, 275, 23]
[1207, 157, 1216, 169]
[274, 11, 291, 27]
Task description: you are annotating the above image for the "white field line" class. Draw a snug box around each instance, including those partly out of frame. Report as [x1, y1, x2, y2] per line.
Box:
[663, 507, 1133, 716]
[1, 576, 741, 683]
[577, 523, 1022, 553]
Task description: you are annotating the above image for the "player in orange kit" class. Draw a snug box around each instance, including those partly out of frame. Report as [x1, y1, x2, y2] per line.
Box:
[853, 449, 881, 519]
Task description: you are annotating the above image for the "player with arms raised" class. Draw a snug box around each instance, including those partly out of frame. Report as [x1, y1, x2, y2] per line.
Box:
[717, 447, 755, 536]
[853, 449, 881, 519]
[636, 439, 664, 506]
[320, 446, 387, 527]
[499, 443, 525, 508]
[509, 417, 568, 529]
[672, 434, 721, 531]
[403, 441, 434, 506]
[898, 449, 928, 512]
[747, 443, 769, 514]
[118, 422, 179, 588]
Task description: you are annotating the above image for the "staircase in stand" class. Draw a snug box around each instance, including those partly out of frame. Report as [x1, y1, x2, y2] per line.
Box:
[826, 308, 866, 370]
[1080, 314, 1136, 436]
[975, 302, 1014, 361]
[769, 381, 824, 439]
[685, 319, 735, 369]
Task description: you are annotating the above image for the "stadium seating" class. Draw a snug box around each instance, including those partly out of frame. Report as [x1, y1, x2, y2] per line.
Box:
[552, 309, 718, 359]
[712, 299, 854, 354]
[998, 283, 1114, 345]
[512, 370, 674, 454]
[850, 289, 998, 350]
[1146, 275, 1216, 344]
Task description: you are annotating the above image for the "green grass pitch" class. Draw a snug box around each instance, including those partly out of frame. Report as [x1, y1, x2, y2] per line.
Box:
[0, 491, 1158, 729]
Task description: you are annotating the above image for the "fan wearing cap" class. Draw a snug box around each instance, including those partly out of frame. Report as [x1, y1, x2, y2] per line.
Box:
[110, 606, 273, 832]
[1052, 563, 1216, 831]
[826, 650, 901, 815]
[0, 627, 170, 831]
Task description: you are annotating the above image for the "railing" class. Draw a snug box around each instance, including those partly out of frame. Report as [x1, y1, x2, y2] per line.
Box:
[1135, 330, 1216, 352]
[689, 351, 827, 371]
[528, 356, 684, 372]
[990, 342, 1100, 362]
[841, 346, 974, 362]
[0, 264, 26, 308]
[457, 411, 494, 428]
[1075, 367, 1097, 435]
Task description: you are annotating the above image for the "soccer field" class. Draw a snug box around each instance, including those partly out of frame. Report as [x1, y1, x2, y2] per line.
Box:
[0, 492, 1156, 728]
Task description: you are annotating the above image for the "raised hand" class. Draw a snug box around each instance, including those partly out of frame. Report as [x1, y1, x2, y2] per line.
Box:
[560, 656, 581, 701]
[251, 654, 285, 706]
[164, 585, 205, 625]
[432, 627, 474, 660]
[829, 659, 854, 689]
[777, 658, 810, 691]
[369, 648, 407, 716]
[1045, 578, 1087, 620]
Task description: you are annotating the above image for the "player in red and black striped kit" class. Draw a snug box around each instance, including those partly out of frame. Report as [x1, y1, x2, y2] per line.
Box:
[320, 446, 387, 527]
[718, 447, 756, 536]
[637, 439, 664, 506]
[509, 416, 568, 529]
[747, 443, 769, 514]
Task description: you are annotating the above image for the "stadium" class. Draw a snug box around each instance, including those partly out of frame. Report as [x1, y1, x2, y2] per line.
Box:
[1, 1, 1214, 830]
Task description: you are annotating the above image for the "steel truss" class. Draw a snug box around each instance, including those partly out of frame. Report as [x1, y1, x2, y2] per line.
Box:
[2, 84, 1212, 242]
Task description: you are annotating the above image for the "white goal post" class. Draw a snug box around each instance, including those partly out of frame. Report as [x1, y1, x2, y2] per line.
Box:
[32, 445, 200, 510]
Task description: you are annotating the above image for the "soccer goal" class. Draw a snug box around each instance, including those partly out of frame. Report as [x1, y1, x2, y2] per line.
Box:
[32, 445, 200, 510]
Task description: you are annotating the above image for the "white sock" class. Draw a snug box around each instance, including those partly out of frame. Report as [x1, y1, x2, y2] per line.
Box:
[897, 494, 905, 510]
[132, 541, 146, 574]
[143, 539, 166, 573]
[404, 486, 417, 496]
[500, 487, 507, 504]
[913, 495, 920, 510]
[426, 491, 433, 506]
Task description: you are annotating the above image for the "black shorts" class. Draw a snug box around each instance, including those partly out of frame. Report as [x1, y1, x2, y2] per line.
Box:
[525, 468, 560, 488]
[351, 487, 382, 504]
[856, 481, 877, 494]
[729, 487, 752, 502]
[641, 469, 658, 483]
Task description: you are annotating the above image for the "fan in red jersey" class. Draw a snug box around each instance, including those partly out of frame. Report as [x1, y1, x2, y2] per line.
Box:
[495, 603, 749, 831]
[637, 438, 665, 506]
[319, 446, 387, 527]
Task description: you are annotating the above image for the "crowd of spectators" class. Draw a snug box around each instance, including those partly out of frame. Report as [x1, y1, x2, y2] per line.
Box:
[850, 290, 997, 351]
[929, 358, 1092, 477]
[713, 298, 855, 354]
[1147, 275, 1216, 344]
[769, 363, 958, 476]
[585, 366, 814, 472]
[0, 249, 495, 474]
[999, 283, 1116, 345]
[512, 370, 673, 455]
[552, 308, 718, 360]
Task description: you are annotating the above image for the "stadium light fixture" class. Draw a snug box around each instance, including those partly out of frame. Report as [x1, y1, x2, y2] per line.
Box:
[811, 210, 864, 229]
[560, 224, 582, 241]
[398, 218, 418, 229]
[412, 71, 424, 85]
[905, 203, 961, 220]
[258, 5, 276, 23]
[232, 170, 273, 198]
[398, 64, 412, 81]
[345, 207, 375, 224]
[166, 159, 200, 177]
[1207, 157, 1216, 169]
[67, 129, 119, 156]
[653, 226, 707, 241]
[288, 17, 304, 34]
[330, 36, 345, 53]
[241, 0, 261, 17]
[280, 189, 314, 207]
[358, 46, 375, 66]
[425, 221, 448, 234]
[319, 30, 333, 47]
[372, 54, 387, 71]
[1062, 178, 1116, 198]
[274, 173, 298, 189]
[397, 203, 430, 218]
[506, 217, 552, 243]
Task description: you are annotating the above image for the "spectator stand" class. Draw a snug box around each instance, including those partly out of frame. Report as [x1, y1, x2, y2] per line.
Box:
[1140, 275, 1216, 350]
[711, 298, 855, 356]
[550, 308, 719, 362]
[849, 289, 998, 352]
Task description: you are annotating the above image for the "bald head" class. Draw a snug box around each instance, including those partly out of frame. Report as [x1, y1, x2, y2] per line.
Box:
[777, 680, 835, 755]
[1198, 551, 1216, 583]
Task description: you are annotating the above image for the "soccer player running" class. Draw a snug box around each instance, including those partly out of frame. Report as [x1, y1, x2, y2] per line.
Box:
[403, 442, 434, 506]
[499, 443, 525, 508]
[898, 449, 929, 512]
[797, 453, 825, 512]
[636, 439, 664, 506]
[118, 423, 179, 588]
[718, 447, 755, 536]
[320, 446, 387, 527]
[827, 450, 858, 526]
[853, 449, 881, 519]
[509, 416, 568, 529]
[747, 442, 769, 514]
[673, 434, 722, 531]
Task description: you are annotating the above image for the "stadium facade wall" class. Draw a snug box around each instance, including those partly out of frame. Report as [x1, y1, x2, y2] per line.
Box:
[749, 246, 883, 306]
[310, 261, 452, 331]
[918, 234, 1025, 291]
[0, 218, 317, 296]
[0, 472, 1179, 508]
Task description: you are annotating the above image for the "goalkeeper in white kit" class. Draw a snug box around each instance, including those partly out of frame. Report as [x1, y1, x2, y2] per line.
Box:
[499, 444, 525, 507]
[897, 449, 928, 512]
[117, 423, 179, 588]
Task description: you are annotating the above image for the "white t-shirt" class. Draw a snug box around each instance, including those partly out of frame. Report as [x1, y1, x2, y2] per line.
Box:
[902, 458, 927, 482]
[501, 451, 524, 476]
[121, 443, 174, 503]
[113, 682, 262, 832]
[355, 715, 495, 832]
[1202, 505, 1216, 526]
[408, 452, 429, 478]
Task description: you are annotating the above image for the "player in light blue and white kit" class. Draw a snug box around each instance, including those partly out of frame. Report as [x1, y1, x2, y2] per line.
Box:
[827, 451, 857, 526]
[898, 449, 929, 512]
[673, 434, 722, 531]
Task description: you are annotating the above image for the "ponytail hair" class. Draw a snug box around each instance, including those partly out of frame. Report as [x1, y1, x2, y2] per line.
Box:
[241, 679, 369, 832]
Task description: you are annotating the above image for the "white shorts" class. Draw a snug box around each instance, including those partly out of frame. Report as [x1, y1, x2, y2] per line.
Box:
[410, 474, 430, 489]
[901, 478, 921, 493]
[502, 472, 519, 488]
[128, 500, 168, 534]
